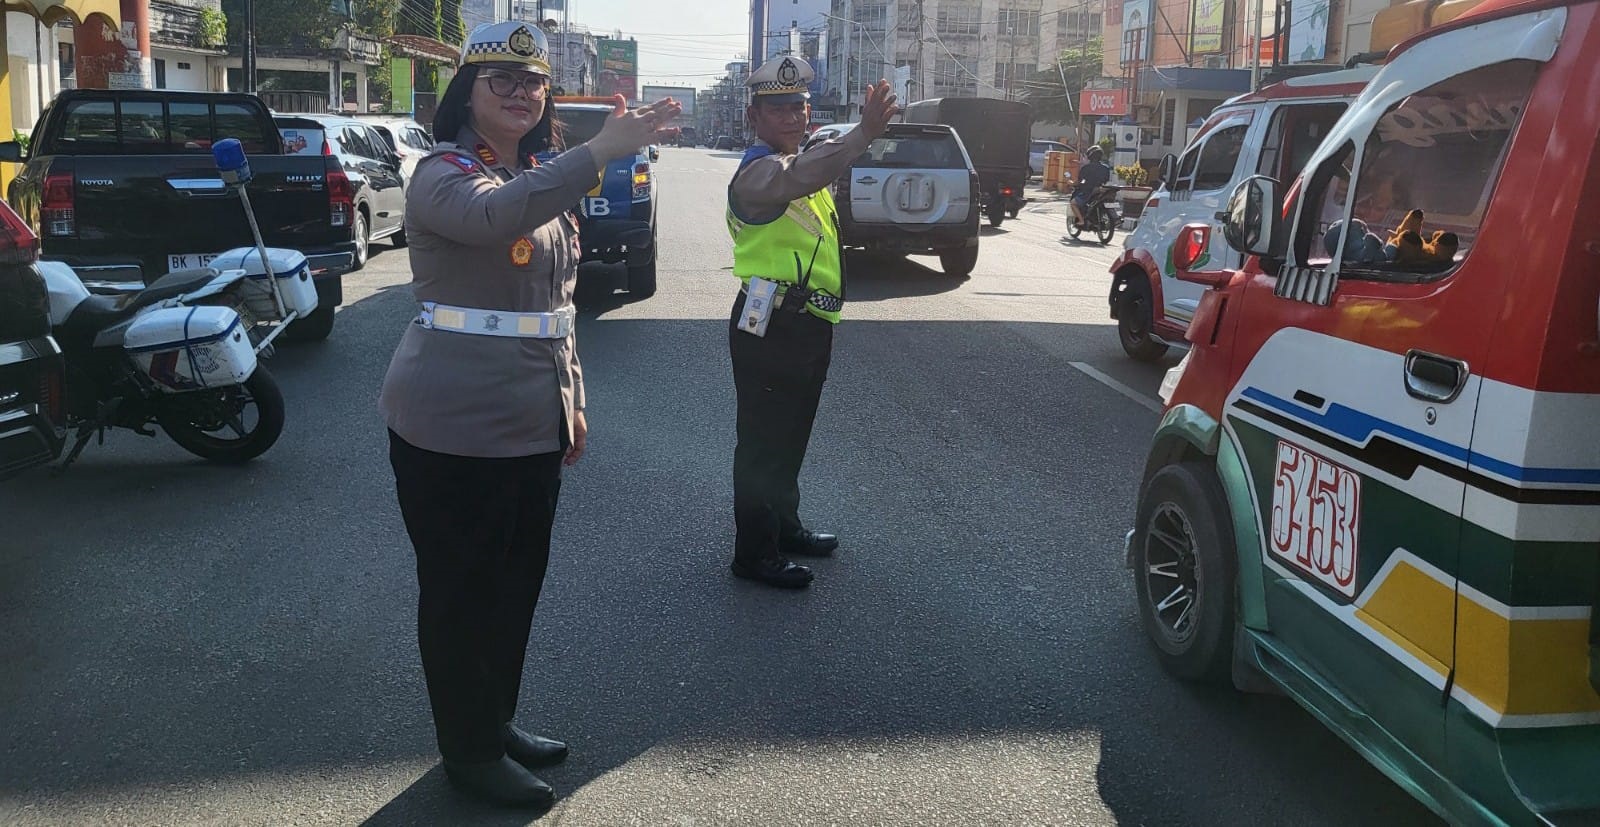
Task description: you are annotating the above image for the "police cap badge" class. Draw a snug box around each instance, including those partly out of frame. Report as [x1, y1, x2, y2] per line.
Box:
[462, 21, 551, 76]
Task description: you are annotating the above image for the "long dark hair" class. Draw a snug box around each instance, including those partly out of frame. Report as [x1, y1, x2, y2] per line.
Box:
[433, 64, 564, 158]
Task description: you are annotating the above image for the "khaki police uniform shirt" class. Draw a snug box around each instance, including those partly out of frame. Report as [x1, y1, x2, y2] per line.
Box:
[379, 126, 600, 458]
[729, 129, 871, 223]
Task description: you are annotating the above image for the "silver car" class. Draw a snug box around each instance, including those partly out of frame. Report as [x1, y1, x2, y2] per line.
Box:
[356, 115, 435, 181]
[1029, 140, 1074, 178]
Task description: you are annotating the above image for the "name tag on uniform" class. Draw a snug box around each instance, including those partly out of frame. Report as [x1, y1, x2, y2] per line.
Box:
[737, 277, 779, 337]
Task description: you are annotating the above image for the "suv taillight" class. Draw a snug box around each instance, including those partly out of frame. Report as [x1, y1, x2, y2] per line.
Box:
[632, 161, 651, 200]
[0, 200, 41, 265]
[41, 172, 75, 238]
[326, 159, 355, 228]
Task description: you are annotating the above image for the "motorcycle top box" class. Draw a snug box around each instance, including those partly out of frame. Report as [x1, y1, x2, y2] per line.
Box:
[123, 305, 257, 392]
[205, 247, 319, 322]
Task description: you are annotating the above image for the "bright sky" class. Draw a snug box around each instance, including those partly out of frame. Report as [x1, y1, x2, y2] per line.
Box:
[562, 0, 753, 90]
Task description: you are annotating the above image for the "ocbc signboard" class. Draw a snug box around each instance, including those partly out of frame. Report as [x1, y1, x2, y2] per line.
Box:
[1080, 88, 1129, 116]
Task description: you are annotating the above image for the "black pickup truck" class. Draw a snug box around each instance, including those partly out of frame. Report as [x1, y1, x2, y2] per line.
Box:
[2, 90, 359, 340]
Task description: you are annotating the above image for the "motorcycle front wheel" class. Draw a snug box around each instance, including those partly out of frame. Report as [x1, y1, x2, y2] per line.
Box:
[1097, 207, 1118, 245]
[158, 368, 285, 463]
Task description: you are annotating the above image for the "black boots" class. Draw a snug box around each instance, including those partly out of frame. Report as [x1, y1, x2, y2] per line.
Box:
[503, 724, 568, 768]
[442, 726, 567, 808]
[781, 530, 839, 557]
[442, 756, 554, 808]
[731, 556, 816, 588]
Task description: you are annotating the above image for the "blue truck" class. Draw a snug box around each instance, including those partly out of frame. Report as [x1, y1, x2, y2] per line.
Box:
[542, 97, 659, 298]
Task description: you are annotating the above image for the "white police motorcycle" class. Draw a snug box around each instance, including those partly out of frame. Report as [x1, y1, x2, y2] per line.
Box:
[40, 139, 326, 467]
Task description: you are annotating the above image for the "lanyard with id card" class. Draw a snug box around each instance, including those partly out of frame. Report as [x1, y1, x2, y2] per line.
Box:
[737, 277, 780, 337]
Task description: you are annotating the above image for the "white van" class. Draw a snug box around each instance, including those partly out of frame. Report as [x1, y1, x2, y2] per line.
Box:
[1106, 66, 1376, 361]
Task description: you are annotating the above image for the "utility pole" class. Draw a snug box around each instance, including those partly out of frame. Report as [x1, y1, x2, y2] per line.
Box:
[244, 0, 256, 92]
[914, 0, 925, 101]
[998, 22, 1011, 100]
[1250, 0, 1265, 89]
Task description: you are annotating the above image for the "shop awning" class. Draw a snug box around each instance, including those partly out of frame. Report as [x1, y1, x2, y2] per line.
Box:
[386, 34, 460, 65]
[2, 0, 119, 25]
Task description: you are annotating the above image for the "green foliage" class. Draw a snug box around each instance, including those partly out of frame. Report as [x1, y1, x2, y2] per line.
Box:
[198, 7, 228, 47]
[439, 0, 463, 44]
[223, 0, 345, 49]
[12, 130, 29, 154]
[395, 0, 442, 38]
[1097, 136, 1115, 156]
[1022, 37, 1104, 124]
[368, 50, 395, 110]
[354, 0, 400, 39]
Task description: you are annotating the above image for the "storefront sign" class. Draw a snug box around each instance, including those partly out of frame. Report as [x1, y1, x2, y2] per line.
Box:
[1191, 0, 1225, 53]
[1081, 88, 1129, 116]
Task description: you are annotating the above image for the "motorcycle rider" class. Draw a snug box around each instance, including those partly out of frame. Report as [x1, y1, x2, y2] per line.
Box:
[1070, 145, 1112, 228]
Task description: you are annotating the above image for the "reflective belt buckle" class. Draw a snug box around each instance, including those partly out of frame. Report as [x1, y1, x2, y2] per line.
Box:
[417, 301, 576, 339]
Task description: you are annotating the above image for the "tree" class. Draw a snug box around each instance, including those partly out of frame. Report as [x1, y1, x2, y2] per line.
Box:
[223, 0, 396, 50]
[223, 0, 347, 49]
[1022, 37, 1104, 125]
[394, 0, 465, 47]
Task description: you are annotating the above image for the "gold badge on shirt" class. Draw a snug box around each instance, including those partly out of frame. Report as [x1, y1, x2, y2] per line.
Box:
[475, 143, 498, 167]
[510, 236, 534, 266]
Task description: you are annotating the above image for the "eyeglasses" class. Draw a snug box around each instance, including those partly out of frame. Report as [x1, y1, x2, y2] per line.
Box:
[479, 71, 547, 99]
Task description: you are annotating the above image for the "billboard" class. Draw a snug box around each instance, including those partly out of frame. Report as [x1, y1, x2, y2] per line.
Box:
[596, 39, 638, 104]
[1288, 0, 1330, 62]
[1190, 0, 1225, 54]
[642, 85, 697, 118]
[1120, 0, 1152, 63]
[1080, 87, 1129, 116]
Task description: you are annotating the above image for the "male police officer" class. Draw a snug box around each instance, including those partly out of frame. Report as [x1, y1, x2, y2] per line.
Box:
[726, 57, 899, 588]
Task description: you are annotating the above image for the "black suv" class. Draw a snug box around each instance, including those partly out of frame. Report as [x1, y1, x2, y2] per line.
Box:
[0, 198, 65, 479]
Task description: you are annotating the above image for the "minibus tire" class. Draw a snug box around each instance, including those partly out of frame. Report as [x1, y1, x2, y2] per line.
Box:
[1133, 462, 1236, 683]
[1118, 278, 1169, 362]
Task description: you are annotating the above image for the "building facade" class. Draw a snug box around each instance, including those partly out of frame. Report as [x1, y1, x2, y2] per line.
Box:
[822, 0, 1104, 121]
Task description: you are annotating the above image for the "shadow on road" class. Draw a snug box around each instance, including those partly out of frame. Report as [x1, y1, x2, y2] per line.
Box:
[0, 285, 1437, 826]
[844, 252, 966, 302]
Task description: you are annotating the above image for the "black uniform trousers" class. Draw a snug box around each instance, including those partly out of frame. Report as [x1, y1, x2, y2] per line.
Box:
[388, 429, 564, 763]
[728, 293, 835, 563]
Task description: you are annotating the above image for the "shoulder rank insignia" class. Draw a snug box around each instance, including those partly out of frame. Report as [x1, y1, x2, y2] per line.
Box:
[475, 143, 499, 167]
[510, 237, 534, 266]
[442, 153, 478, 174]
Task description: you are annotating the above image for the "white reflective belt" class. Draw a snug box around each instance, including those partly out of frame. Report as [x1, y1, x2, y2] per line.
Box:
[417, 302, 576, 338]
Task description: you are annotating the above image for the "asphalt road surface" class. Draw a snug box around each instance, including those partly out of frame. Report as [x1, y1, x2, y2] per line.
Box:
[0, 147, 1440, 826]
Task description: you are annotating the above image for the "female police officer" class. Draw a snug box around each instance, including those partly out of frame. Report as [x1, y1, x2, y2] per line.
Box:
[378, 21, 679, 808]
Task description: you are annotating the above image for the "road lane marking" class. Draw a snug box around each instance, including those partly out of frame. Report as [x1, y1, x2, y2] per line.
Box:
[1068, 361, 1163, 413]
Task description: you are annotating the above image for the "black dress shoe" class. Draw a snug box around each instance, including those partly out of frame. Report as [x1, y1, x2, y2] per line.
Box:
[780, 530, 839, 557]
[442, 756, 554, 808]
[731, 556, 814, 588]
[503, 723, 568, 768]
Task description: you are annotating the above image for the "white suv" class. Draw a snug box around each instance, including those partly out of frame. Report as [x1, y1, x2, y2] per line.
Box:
[833, 123, 981, 277]
[1107, 66, 1374, 361]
